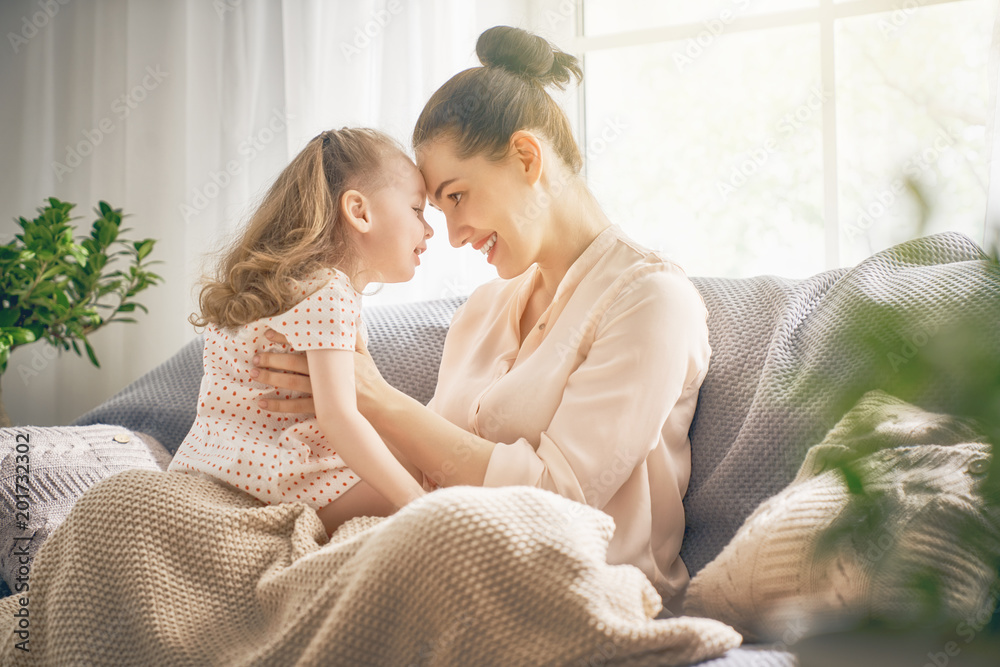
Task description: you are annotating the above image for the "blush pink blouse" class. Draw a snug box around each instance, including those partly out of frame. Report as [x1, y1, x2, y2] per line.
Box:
[427, 224, 712, 605]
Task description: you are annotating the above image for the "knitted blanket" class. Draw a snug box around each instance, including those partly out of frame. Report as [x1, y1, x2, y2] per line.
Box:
[0, 468, 740, 666]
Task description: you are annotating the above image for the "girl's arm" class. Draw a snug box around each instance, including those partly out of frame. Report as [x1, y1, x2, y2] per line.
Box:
[359, 374, 495, 488]
[306, 347, 425, 509]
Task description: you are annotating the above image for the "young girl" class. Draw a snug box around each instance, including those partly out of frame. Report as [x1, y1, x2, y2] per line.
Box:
[168, 127, 433, 536]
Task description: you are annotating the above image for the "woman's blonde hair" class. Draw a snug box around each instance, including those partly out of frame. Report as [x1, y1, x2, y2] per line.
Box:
[191, 127, 404, 331]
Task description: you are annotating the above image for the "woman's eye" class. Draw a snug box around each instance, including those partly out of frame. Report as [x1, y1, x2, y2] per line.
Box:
[448, 192, 463, 205]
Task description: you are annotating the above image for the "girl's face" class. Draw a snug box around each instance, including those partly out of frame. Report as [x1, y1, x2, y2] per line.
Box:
[360, 155, 434, 284]
[416, 137, 542, 280]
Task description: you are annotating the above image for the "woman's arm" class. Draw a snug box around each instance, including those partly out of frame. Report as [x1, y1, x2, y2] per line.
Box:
[254, 338, 495, 488]
[251, 346, 420, 483]
[305, 348, 425, 508]
[360, 375, 495, 488]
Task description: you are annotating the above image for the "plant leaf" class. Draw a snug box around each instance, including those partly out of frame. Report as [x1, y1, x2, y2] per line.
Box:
[83, 338, 100, 368]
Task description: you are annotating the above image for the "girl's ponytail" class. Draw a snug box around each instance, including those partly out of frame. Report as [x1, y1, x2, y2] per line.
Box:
[191, 128, 403, 331]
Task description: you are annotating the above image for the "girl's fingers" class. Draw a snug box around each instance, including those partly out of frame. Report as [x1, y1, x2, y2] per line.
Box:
[258, 396, 316, 414]
[252, 368, 313, 393]
[253, 351, 310, 376]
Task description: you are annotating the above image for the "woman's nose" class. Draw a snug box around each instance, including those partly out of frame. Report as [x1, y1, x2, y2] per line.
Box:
[447, 221, 467, 248]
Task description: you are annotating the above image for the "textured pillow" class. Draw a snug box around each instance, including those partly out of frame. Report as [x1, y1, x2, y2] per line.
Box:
[0, 425, 170, 596]
[683, 390, 1000, 642]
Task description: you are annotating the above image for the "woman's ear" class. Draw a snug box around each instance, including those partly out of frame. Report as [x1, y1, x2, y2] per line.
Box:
[340, 190, 372, 233]
[509, 130, 543, 187]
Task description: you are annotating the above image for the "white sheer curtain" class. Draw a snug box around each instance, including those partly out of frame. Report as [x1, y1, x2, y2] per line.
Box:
[0, 0, 565, 427]
[3, 0, 997, 428]
[988, 4, 1000, 253]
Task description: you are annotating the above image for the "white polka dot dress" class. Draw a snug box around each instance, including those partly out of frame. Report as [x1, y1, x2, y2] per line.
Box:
[168, 267, 369, 511]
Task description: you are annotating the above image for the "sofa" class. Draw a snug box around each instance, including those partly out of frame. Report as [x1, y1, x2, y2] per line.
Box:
[1, 231, 997, 666]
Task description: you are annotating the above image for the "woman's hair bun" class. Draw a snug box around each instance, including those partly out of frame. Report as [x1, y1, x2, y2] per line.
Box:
[476, 26, 582, 90]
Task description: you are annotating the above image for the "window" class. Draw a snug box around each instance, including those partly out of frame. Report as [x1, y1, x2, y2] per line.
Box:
[575, 0, 998, 277]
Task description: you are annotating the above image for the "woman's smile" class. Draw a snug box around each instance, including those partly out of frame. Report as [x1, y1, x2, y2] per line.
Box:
[479, 232, 498, 262]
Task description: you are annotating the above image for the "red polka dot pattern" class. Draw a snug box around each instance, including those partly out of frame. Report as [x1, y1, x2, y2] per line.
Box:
[167, 267, 368, 511]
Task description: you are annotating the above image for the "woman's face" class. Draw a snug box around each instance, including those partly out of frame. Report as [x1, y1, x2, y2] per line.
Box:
[417, 138, 541, 280]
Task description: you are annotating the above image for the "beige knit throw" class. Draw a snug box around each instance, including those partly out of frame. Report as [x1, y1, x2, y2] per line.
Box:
[0, 468, 739, 666]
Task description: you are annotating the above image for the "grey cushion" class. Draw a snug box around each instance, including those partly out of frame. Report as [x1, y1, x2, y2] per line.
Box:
[682, 232, 999, 578]
[0, 425, 169, 596]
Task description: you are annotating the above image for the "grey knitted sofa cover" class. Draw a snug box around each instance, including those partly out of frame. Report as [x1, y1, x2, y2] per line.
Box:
[9, 231, 998, 667]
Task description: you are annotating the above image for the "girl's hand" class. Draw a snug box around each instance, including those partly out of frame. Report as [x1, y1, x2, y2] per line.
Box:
[251, 330, 315, 413]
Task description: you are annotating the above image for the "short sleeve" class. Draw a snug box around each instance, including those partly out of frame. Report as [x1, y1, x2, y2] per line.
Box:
[266, 271, 362, 352]
[358, 316, 370, 350]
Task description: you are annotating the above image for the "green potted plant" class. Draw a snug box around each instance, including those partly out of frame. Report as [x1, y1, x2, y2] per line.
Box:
[0, 197, 162, 427]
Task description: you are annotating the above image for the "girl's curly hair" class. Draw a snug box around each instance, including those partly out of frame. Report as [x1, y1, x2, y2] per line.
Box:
[191, 127, 404, 331]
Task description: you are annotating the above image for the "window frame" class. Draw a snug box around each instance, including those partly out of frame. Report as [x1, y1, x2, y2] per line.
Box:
[570, 0, 982, 270]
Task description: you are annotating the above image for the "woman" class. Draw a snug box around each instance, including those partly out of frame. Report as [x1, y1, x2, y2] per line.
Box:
[252, 25, 711, 610]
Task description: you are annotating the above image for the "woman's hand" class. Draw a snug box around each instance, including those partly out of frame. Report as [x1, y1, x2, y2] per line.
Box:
[352, 333, 391, 420]
[252, 328, 391, 418]
[251, 330, 315, 413]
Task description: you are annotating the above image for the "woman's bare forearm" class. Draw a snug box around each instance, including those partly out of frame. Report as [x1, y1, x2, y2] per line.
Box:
[381, 436, 425, 486]
[371, 387, 495, 488]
